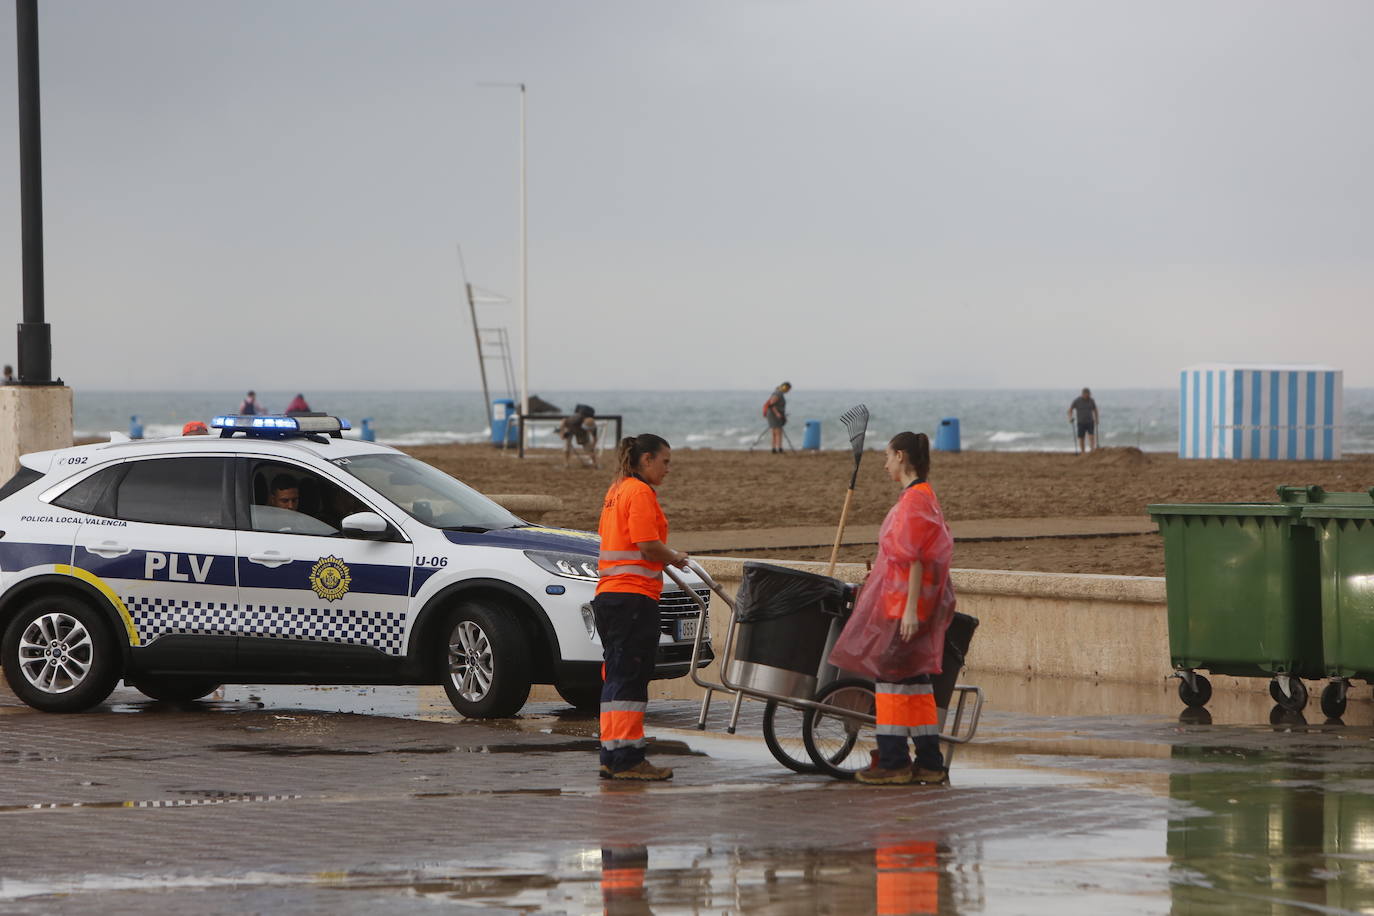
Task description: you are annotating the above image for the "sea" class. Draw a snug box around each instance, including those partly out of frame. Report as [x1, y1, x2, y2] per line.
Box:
[72, 389, 1374, 453]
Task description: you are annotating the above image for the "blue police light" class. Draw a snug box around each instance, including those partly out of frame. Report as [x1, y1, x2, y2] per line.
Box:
[210, 415, 352, 438]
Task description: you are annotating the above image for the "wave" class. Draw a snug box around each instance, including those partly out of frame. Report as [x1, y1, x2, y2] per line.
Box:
[376, 430, 489, 447]
[986, 431, 1039, 444]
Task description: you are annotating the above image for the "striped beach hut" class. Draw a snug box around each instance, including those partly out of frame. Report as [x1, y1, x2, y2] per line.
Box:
[1179, 364, 1343, 460]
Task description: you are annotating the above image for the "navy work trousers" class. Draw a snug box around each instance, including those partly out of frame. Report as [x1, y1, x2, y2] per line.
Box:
[593, 591, 661, 771]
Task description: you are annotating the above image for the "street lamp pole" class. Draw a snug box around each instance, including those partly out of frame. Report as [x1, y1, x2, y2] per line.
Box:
[517, 83, 526, 424]
[15, 0, 54, 384]
[478, 81, 527, 422]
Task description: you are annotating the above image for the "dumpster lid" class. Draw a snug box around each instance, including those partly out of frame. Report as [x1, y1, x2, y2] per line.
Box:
[1277, 484, 1374, 506]
[1299, 506, 1374, 520]
[1147, 503, 1305, 518]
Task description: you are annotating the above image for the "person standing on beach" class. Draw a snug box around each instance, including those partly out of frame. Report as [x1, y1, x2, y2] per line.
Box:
[763, 381, 791, 453]
[593, 434, 689, 781]
[239, 391, 263, 415]
[2, 365, 13, 385]
[828, 431, 956, 786]
[1067, 388, 1099, 454]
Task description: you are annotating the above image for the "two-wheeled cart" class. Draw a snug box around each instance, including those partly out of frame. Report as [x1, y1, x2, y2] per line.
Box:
[667, 559, 982, 779]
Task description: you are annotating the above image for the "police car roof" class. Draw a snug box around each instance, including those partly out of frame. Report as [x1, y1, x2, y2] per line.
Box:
[26, 432, 399, 471]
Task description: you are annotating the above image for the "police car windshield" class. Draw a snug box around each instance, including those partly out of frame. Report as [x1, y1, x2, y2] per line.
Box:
[331, 454, 522, 530]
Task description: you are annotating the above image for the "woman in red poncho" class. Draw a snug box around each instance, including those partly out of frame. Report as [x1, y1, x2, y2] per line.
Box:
[828, 431, 956, 786]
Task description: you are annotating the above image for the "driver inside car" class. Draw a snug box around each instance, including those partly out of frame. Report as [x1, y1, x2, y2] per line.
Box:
[267, 475, 300, 511]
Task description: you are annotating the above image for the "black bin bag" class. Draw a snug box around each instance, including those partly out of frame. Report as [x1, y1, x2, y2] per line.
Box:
[933, 613, 979, 711]
[733, 562, 852, 677]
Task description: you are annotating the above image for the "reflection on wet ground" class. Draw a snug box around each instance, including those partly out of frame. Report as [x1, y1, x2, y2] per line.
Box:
[9, 677, 1374, 913]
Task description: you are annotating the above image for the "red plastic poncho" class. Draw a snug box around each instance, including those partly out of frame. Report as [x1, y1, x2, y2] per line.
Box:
[828, 481, 956, 682]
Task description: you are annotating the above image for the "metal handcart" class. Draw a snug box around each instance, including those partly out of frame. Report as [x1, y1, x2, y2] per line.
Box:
[667, 559, 983, 780]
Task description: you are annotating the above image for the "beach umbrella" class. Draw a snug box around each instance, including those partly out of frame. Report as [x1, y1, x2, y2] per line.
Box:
[827, 404, 870, 576]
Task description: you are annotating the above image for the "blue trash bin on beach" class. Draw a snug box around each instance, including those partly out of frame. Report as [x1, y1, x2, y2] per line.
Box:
[802, 420, 821, 450]
[360, 418, 376, 442]
[935, 417, 960, 453]
[490, 399, 519, 446]
[129, 415, 143, 440]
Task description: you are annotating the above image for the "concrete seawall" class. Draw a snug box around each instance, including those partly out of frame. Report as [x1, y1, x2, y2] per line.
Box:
[534, 558, 1272, 702]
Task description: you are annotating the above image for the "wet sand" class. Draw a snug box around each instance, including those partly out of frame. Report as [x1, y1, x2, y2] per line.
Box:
[404, 444, 1374, 576]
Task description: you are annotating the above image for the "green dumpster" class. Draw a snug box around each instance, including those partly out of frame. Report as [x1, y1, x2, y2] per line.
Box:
[1292, 487, 1374, 717]
[1148, 501, 1323, 710]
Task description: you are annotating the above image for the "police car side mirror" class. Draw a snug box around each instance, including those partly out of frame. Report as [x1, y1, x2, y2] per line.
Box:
[341, 511, 389, 539]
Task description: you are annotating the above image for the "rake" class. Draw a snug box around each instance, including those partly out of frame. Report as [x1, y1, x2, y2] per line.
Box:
[827, 404, 870, 576]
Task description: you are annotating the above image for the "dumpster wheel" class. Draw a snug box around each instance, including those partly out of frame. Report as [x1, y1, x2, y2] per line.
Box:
[1177, 673, 1212, 708]
[1320, 680, 1348, 719]
[1269, 676, 1308, 712]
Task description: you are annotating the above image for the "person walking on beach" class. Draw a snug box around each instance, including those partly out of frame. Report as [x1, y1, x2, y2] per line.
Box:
[239, 391, 263, 415]
[593, 434, 689, 781]
[559, 404, 599, 469]
[1067, 388, 1099, 454]
[763, 381, 791, 453]
[828, 431, 956, 786]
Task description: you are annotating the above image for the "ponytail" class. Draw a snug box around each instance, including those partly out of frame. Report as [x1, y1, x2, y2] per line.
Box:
[888, 431, 930, 481]
[617, 433, 671, 480]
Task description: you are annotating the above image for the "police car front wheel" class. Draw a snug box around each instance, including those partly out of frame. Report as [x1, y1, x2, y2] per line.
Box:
[441, 601, 533, 718]
[1, 594, 121, 713]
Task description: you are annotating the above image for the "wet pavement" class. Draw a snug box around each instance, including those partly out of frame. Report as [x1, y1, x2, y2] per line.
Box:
[3, 677, 1374, 913]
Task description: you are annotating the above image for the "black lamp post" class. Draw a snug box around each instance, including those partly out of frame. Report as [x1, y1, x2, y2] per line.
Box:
[15, 0, 55, 385]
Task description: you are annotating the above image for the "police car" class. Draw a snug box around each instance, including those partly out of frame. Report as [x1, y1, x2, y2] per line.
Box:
[0, 415, 711, 717]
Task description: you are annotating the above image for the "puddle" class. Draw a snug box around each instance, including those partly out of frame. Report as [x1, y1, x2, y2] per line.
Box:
[0, 841, 983, 913]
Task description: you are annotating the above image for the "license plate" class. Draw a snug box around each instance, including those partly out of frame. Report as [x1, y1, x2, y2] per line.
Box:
[675, 618, 698, 641]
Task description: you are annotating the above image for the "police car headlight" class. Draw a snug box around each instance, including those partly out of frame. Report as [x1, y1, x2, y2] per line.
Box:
[524, 551, 599, 581]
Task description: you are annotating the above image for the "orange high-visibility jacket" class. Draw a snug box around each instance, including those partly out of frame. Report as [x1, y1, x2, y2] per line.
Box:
[596, 476, 667, 600]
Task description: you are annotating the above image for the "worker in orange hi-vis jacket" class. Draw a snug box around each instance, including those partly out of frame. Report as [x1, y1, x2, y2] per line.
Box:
[593, 433, 689, 781]
[828, 431, 957, 786]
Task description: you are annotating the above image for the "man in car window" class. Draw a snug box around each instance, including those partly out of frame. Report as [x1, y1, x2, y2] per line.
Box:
[267, 475, 300, 511]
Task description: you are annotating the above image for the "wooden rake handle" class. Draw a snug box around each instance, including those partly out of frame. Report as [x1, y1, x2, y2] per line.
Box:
[826, 487, 856, 577]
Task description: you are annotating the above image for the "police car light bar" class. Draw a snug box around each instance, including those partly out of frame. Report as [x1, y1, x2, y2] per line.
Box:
[210, 415, 352, 438]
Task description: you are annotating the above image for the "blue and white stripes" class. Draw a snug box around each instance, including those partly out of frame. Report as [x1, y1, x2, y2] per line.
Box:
[1179, 364, 1342, 460]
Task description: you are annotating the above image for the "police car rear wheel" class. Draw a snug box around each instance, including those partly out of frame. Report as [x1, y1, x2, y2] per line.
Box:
[441, 602, 532, 718]
[131, 677, 221, 703]
[1, 595, 121, 713]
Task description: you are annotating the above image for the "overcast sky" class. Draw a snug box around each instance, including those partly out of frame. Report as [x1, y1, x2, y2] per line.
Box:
[2, 1, 1371, 392]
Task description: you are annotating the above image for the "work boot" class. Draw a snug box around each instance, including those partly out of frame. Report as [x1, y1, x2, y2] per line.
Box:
[604, 760, 673, 781]
[911, 766, 950, 785]
[854, 764, 914, 785]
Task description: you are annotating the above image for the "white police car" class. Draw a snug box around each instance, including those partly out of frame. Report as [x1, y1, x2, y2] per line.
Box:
[0, 415, 711, 716]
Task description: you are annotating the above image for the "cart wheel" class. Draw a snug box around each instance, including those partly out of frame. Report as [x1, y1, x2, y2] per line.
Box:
[762, 701, 820, 774]
[802, 678, 876, 780]
[1177, 674, 1212, 708]
[1269, 677, 1309, 712]
[1320, 682, 1348, 719]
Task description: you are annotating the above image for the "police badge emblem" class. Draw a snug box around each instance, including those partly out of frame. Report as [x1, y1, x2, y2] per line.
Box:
[309, 555, 351, 602]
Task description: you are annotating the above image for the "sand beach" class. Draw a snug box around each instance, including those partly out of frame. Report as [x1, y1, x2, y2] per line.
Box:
[403, 443, 1374, 577]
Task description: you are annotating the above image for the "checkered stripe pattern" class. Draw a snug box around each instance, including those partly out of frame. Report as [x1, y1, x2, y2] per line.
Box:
[122, 597, 407, 656]
[125, 597, 237, 642]
[239, 605, 406, 654]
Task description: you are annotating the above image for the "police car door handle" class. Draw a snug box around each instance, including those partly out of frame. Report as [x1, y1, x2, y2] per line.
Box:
[84, 540, 131, 558]
[248, 551, 291, 567]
